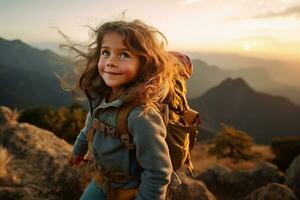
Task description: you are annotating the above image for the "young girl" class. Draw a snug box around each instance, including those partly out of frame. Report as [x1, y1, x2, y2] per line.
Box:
[67, 19, 181, 200]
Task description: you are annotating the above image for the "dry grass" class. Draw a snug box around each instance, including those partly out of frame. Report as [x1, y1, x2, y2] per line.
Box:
[0, 106, 19, 122]
[191, 142, 275, 174]
[0, 146, 13, 177]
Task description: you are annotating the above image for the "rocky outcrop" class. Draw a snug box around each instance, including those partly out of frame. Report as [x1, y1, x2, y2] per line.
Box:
[197, 163, 285, 200]
[167, 171, 217, 200]
[0, 106, 92, 200]
[1, 106, 299, 200]
[285, 155, 300, 199]
[244, 183, 298, 200]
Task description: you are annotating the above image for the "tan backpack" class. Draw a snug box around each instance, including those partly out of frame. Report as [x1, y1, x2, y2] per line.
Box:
[118, 51, 201, 175]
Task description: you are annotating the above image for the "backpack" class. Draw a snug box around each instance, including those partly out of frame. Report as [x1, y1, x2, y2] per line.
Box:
[85, 51, 202, 178]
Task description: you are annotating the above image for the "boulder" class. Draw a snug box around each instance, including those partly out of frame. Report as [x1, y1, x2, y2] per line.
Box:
[285, 155, 300, 199]
[198, 162, 284, 200]
[0, 106, 92, 200]
[167, 171, 217, 200]
[244, 183, 298, 200]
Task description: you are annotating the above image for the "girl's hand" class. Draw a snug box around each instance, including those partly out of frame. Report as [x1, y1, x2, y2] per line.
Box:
[68, 154, 86, 166]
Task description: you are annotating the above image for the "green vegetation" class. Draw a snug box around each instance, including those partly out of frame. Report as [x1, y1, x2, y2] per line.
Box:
[271, 136, 300, 171]
[18, 103, 87, 144]
[209, 123, 254, 161]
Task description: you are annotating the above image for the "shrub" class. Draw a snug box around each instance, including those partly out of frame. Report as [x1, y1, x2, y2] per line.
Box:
[18, 103, 87, 144]
[209, 123, 254, 161]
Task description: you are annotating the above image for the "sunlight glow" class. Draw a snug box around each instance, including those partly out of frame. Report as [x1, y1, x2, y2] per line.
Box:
[0, 0, 300, 61]
[242, 43, 252, 51]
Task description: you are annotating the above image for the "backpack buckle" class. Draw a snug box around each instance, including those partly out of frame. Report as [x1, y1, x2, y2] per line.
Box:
[120, 134, 135, 149]
[105, 126, 119, 137]
[92, 119, 101, 129]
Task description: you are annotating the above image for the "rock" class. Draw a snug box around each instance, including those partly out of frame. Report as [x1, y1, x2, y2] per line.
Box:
[244, 183, 298, 200]
[285, 155, 300, 199]
[198, 162, 284, 200]
[0, 106, 92, 200]
[167, 171, 217, 200]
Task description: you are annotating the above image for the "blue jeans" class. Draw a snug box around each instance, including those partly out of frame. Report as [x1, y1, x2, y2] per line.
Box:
[80, 180, 107, 200]
[79, 179, 139, 200]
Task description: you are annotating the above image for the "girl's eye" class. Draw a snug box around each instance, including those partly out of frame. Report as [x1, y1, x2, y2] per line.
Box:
[101, 50, 110, 56]
[120, 52, 130, 58]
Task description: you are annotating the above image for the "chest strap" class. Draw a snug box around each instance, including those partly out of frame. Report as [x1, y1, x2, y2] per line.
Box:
[92, 119, 119, 137]
[85, 118, 135, 161]
[92, 118, 134, 149]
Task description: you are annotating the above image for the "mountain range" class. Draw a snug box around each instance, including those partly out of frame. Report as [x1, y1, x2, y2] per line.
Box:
[186, 51, 300, 88]
[190, 78, 300, 144]
[1, 37, 299, 144]
[187, 59, 300, 106]
[0, 37, 74, 109]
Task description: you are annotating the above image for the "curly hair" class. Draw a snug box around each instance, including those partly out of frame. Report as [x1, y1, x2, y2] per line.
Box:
[60, 19, 183, 110]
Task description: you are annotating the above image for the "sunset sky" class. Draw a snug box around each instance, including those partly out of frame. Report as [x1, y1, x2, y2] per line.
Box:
[1, 0, 300, 62]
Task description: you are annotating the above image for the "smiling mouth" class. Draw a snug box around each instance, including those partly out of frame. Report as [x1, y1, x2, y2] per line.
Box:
[104, 71, 122, 75]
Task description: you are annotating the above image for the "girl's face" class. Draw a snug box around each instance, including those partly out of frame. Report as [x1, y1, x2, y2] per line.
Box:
[98, 31, 140, 92]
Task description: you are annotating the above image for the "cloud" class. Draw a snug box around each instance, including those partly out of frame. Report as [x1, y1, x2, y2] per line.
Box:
[254, 4, 300, 18]
[234, 35, 280, 43]
[178, 0, 203, 5]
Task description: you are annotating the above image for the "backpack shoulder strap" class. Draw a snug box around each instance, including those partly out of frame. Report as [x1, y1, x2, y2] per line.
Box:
[116, 103, 145, 177]
[117, 103, 168, 141]
[116, 103, 140, 150]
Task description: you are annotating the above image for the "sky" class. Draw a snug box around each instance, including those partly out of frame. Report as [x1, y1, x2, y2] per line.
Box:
[1, 0, 300, 62]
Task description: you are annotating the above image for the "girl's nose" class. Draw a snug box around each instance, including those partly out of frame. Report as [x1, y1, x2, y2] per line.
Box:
[106, 56, 118, 67]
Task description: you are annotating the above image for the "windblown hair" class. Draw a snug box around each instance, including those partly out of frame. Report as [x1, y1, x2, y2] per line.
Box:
[61, 19, 183, 110]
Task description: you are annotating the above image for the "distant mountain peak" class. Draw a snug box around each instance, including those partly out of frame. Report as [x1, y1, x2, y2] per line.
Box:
[222, 77, 247, 85]
[192, 59, 220, 70]
[196, 77, 255, 112]
[0, 37, 34, 51]
[0, 37, 68, 62]
[190, 76, 300, 144]
[219, 77, 254, 93]
[11, 39, 23, 44]
[0, 37, 23, 44]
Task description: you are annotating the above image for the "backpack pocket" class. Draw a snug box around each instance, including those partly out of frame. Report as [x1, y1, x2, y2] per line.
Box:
[166, 122, 191, 170]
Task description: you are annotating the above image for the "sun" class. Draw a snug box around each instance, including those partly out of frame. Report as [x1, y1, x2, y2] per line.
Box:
[242, 43, 252, 51]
